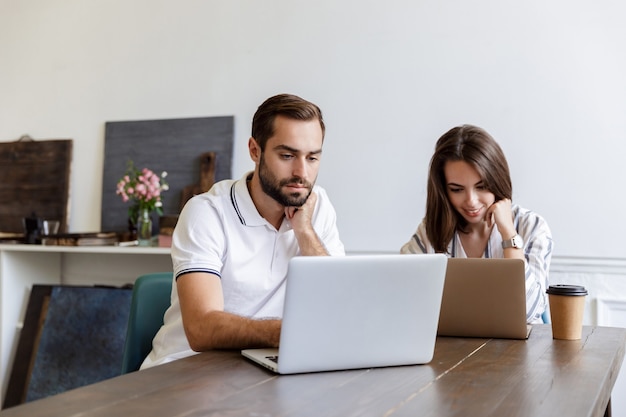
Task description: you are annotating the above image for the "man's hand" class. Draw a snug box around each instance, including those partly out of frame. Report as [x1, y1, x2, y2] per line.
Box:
[284, 191, 317, 230]
[284, 192, 328, 256]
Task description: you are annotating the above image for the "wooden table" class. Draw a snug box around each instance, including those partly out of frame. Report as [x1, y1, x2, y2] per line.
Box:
[1, 325, 624, 417]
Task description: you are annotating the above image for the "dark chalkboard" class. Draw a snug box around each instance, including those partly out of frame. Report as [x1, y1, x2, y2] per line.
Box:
[101, 116, 234, 233]
[3, 285, 132, 408]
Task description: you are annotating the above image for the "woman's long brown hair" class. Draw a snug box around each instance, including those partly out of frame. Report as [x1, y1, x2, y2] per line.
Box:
[425, 125, 513, 253]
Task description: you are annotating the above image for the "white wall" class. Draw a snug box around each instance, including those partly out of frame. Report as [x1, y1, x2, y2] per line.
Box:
[1, 0, 625, 257]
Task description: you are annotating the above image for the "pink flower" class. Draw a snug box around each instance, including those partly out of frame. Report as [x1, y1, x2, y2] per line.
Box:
[117, 161, 169, 217]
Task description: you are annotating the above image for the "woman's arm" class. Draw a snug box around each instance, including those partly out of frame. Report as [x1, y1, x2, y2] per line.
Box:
[513, 208, 554, 323]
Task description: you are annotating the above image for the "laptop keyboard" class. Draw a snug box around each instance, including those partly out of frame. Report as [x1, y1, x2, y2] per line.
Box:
[266, 355, 278, 363]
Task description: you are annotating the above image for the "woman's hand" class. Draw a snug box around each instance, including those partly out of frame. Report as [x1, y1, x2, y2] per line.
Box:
[486, 198, 516, 239]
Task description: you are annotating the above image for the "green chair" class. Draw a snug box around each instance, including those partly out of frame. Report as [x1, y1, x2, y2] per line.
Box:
[121, 272, 173, 374]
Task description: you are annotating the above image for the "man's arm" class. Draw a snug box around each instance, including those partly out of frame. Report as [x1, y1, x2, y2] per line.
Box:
[177, 272, 281, 351]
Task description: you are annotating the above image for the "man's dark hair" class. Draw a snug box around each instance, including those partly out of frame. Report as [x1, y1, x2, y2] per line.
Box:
[251, 94, 325, 150]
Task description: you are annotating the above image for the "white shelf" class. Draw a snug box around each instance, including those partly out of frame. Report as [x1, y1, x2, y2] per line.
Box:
[0, 244, 170, 255]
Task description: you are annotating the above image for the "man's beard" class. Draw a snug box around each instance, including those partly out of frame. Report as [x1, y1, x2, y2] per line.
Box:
[258, 155, 313, 207]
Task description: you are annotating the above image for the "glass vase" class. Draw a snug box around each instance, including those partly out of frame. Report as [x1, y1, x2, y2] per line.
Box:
[137, 208, 153, 246]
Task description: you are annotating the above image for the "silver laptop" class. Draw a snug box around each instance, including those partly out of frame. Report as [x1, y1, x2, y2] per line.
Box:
[437, 258, 531, 339]
[242, 253, 447, 374]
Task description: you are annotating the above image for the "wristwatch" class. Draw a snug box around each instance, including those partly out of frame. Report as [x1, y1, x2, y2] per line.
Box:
[502, 234, 524, 249]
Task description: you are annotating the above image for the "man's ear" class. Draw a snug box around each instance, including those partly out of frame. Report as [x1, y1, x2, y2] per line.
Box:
[248, 137, 261, 162]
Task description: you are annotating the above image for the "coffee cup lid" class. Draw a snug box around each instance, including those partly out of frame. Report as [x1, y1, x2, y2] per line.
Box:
[546, 284, 588, 296]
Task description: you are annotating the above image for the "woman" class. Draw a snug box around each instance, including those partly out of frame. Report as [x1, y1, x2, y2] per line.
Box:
[401, 124, 553, 323]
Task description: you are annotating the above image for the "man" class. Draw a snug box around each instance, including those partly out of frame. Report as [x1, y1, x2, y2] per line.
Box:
[141, 94, 345, 369]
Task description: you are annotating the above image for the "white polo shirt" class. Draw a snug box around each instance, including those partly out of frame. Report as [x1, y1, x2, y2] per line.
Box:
[141, 172, 345, 369]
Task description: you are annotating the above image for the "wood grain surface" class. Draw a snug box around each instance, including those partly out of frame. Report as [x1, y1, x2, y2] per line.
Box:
[0, 139, 72, 234]
[1, 325, 623, 417]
